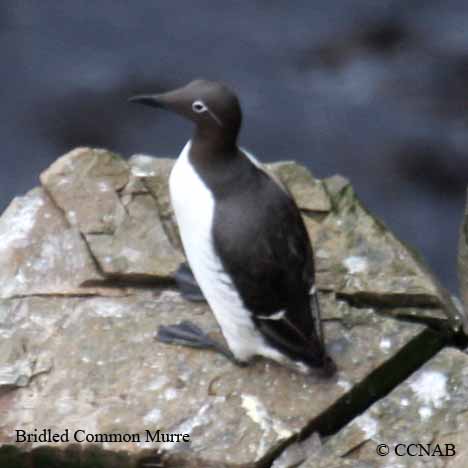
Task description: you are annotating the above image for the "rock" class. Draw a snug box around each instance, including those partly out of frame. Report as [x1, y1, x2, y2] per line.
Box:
[0, 288, 433, 466]
[85, 192, 184, 278]
[0, 444, 139, 468]
[301, 456, 378, 468]
[309, 177, 461, 329]
[267, 161, 332, 212]
[271, 432, 323, 468]
[458, 187, 468, 332]
[321, 348, 468, 468]
[0, 187, 109, 298]
[0, 147, 462, 467]
[40, 147, 129, 234]
[40, 148, 183, 279]
[129, 155, 182, 250]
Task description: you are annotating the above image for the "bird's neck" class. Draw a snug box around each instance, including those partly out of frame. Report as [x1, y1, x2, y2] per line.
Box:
[191, 125, 238, 160]
[188, 127, 247, 196]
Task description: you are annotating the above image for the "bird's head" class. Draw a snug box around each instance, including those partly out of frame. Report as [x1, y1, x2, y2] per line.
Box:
[129, 79, 242, 140]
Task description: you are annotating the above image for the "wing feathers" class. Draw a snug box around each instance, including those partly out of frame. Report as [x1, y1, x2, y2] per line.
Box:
[212, 162, 331, 369]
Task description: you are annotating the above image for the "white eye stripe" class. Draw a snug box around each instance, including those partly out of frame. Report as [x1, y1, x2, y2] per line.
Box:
[192, 99, 224, 127]
[192, 100, 208, 113]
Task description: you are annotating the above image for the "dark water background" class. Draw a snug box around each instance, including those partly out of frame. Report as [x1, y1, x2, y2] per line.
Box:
[1, 1, 467, 293]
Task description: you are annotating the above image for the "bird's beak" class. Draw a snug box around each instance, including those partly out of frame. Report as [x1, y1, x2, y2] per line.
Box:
[128, 94, 167, 109]
[129, 84, 197, 121]
[128, 84, 191, 110]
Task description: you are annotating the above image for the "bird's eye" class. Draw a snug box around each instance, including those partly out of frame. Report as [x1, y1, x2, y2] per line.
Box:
[192, 100, 207, 113]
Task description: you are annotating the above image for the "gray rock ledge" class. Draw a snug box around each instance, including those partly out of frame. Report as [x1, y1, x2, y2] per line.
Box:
[0, 148, 465, 467]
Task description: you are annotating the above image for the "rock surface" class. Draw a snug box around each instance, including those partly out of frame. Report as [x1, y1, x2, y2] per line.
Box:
[0, 147, 465, 467]
[0, 291, 429, 465]
[0, 187, 107, 298]
[267, 161, 331, 213]
[322, 348, 468, 468]
[129, 155, 182, 251]
[315, 177, 455, 314]
[40, 148, 183, 279]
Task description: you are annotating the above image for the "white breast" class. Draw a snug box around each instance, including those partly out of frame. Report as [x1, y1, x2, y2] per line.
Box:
[169, 141, 282, 363]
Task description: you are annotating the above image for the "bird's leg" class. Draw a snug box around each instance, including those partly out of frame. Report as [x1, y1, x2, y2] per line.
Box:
[168, 264, 246, 366]
[174, 263, 206, 302]
[156, 320, 247, 367]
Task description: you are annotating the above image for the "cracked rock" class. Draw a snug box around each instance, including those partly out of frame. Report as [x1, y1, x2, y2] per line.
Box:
[40, 148, 183, 279]
[0, 187, 108, 298]
[309, 177, 461, 328]
[40, 147, 129, 234]
[0, 290, 428, 465]
[85, 192, 184, 277]
[322, 348, 468, 468]
[129, 154, 182, 250]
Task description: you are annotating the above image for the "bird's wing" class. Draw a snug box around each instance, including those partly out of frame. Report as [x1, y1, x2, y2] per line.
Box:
[212, 163, 328, 368]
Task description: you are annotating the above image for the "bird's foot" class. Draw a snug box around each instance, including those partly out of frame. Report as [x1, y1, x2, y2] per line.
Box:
[156, 320, 246, 366]
[174, 263, 206, 302]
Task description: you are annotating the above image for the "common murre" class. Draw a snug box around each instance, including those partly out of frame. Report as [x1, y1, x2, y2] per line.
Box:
[129, 79, 336, 376]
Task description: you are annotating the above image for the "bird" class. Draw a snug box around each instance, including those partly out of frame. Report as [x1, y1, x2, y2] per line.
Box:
[129, 79, 336, 376]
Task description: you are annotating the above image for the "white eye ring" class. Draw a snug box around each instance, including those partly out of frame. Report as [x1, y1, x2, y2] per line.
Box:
[192, 100, 208, 113]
